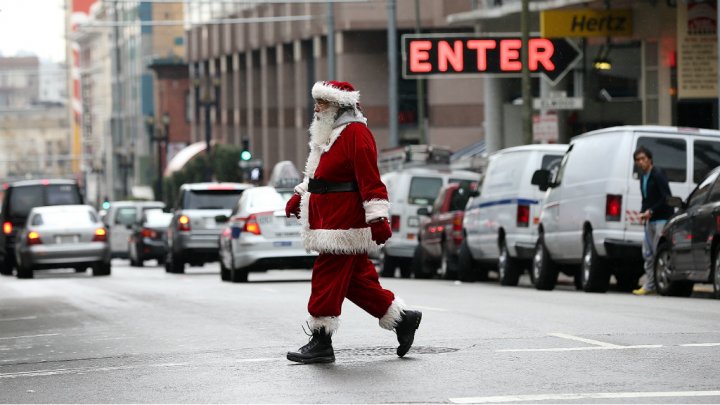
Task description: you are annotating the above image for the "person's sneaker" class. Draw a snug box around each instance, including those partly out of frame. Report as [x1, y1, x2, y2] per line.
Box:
[395, 310, 422, 357]
[632, 287, 656, 296]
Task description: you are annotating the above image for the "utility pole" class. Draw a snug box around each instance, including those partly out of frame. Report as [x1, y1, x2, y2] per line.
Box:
[414, 0, 425, 144]
[521, 0, 533, 145]
[387, 0, 398, 147]
[327, 1, 336, 80]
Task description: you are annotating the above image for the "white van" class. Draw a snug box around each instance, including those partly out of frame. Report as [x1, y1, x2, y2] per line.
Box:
[462, 144, 567, 285]
[531, 126, 720, 292]
[380, 166, 480, 278]
[104, 201, 165, 258]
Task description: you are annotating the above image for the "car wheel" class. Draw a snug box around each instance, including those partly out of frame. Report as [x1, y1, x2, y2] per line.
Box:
[411, 245, 434, 279]
[498, 238, 521, 286]
[614, 269, 641, 292]
[220, 257, 231, 282]
[166, 250, 185, 274]
[381, 254, 398, 278]
[399, 261, 412, 279]
[579, 232, 609, 293]
[654, 243, 694, 297]
[713, 246, 720, 300]
[458, 241, 480, 282]
[129, 243, 144, 267]
[92, 261, 111, 276]
[16, 261, 33, 279]
[74, 266, 87, 273]
[230, 266, 249, 283]
[532, 234, 558, 291]
[0, 257, 13, 276]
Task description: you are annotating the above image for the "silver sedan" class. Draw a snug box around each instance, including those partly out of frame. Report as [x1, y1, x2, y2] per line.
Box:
[219, 186, 317, 283]
[14, 205, 111, 279]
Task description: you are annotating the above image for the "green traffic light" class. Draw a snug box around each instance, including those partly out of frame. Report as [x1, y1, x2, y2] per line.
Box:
[102, 201, 110, 210]
[240, 150, 252, 161]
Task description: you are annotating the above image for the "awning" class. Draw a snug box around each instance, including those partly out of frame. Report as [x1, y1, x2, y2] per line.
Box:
[163, 141, 208, 177]
[447, 0, 591, 24]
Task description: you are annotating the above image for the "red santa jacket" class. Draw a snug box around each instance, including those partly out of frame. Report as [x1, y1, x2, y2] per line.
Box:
[295, 121, 390, 254]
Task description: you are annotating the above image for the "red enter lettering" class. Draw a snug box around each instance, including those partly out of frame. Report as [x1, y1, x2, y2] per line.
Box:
[466, 39, 497, 71]
[409, 40, 432, 73]
[529, 38, 555, 71]
[500, 39, 522, 71]
[437, 40, 464, 72]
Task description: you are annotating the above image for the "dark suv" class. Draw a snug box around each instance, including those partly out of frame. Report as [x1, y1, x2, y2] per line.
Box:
[165, 182, 252, 273]
[0, 179, 84, 275]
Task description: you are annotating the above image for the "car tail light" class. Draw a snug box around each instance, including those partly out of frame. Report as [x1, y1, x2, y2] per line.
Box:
[452, 213, 464, 245]
[3, 221, 12, 235]
[517, 204, 530, 228]
[606, 194, 622, 221]
[390, 215, 400, 232]
[93, 228, 107, 242]
[243, 214, 261, 235]
[178, 215, 191, 231]
[27, 231, 42, 245]
[141, 228, 157, 239]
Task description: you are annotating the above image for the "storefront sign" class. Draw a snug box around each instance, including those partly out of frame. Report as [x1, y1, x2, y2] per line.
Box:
[677, 0, 717, 99]
[540, 9, 633, 38]
[402, 34, 582, 85]
[533, 113, 559, 143]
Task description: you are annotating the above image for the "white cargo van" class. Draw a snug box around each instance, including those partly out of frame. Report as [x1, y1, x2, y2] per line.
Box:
[531, 126, 720, 292]
[104, 201, 165, 258]
[380, 166, 480, 278]
[462, 144, 566, 285]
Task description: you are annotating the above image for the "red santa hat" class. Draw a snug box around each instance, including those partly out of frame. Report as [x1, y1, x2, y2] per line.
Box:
[312, 80, 360, 107]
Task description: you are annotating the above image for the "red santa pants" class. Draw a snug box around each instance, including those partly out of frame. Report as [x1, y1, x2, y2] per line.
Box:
[308, 253, 395, 320]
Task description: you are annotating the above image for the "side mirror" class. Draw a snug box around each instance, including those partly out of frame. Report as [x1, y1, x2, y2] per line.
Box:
[667, 196, 684, 209]
[531, 169, 551, 192]
[469, 190, 480, 198]
[215, 214, 229, 223]
[416, 207, 431, 216]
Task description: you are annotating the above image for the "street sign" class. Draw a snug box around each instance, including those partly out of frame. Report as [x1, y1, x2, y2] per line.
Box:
[238, 158, 263, 169]
[533, 113, 559, 143]
[533, 96, 584, 110]
[402, 33, 582, 85]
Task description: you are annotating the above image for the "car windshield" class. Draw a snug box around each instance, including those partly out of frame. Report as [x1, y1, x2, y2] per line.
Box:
[31, 209, 97, 227]
[247, 188, 285, 211]
[144, 211, 172, 227]
[408, 177, 443, 205]
[185, 190, 243, 209]
[8, 184, 82, 219]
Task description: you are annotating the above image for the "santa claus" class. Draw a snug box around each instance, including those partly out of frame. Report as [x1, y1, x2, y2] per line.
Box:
[285, 80, 422, 364]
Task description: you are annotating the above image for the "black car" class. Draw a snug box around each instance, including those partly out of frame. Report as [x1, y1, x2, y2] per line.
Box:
[128, 209, 173, 267]
[0, 179, 84, 275]
[655, 166, 720, 298]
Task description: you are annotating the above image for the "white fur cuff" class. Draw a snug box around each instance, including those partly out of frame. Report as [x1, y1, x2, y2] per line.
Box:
[294, 180, 308, 196]
[363, 199, 390, 223]
[308, 316, 340, 334]
[379, 299, 406, 330]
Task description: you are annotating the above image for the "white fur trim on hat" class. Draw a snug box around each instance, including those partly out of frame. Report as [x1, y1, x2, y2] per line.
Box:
[379, 299, 406, 330]
[312, 81, 360, 106]
[363, 199, 390, 223]
[308, 316, 340, 334]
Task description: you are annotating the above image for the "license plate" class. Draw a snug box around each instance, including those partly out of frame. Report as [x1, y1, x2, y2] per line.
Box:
[273, 241, 292, 247]
[55, 235, 78, 244]
[205, 218, 216, 228]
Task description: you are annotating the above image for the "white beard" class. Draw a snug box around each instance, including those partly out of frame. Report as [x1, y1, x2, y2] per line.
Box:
[309, 106, 338, 147]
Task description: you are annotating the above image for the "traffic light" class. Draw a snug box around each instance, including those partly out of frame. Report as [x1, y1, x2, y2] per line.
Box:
[101, 196, 110, 210]
[241, 139, 251, 161]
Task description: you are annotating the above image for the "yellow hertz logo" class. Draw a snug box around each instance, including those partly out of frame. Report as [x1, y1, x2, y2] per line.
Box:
[541, 9, 633, 38]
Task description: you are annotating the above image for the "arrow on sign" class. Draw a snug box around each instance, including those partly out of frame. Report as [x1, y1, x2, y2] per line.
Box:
[402, 34, 583, 85]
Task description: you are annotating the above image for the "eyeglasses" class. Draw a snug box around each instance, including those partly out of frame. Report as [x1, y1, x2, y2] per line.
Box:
[314, 99, 330, 107]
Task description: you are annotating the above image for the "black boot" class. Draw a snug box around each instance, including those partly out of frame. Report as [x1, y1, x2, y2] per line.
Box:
[287, 327, 335, 364]
[395, 310, 422, 357]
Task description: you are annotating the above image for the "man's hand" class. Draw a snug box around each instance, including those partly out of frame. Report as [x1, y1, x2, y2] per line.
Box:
[640, 210, 651, 224]
[369, 218, 392, 245]
[285, 193, 301, 218]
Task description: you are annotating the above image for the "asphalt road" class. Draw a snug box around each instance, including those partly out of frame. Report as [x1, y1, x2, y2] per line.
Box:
[1, 260, 719, 403]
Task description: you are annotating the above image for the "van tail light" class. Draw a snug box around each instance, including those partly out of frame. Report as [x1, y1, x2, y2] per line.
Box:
[517, 204, 530, 228]
[606, 194, 622, 221]
[27, 231, 42, 245]
[452, 213, 464, 245]
[141, 228, 157, 239]
[178, 215, 191, 231]
[93, 228, 107, 242]
[390, 215, 400, 232]
[243, 214, 261, 235]
[3, 221, 12, 235]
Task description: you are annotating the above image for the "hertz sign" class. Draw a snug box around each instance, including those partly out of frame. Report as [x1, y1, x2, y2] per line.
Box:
[402, 34, 582, 85]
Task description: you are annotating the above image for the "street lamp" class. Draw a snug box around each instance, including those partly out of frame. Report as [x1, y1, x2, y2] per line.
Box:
[194, 73, 221, 181]
[145, 113, 169, 202]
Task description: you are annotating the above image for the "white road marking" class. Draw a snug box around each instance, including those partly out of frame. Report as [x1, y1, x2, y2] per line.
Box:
[0, 362, 189, 379]
[235, 357, 281, 363]
[412, 305, 448, 312]
[548, 332, 621, 348]
[497, 345, 663, 353]
[0, 316, 37, 322]
[0, 333, 60, 340]
[680, 342, 720, 347]
[449, 390, 720, 403]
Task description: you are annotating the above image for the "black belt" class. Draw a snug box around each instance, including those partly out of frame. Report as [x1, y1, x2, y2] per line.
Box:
[308, 178, 359, 194]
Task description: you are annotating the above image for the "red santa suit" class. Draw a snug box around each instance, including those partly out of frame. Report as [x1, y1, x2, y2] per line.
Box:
[292, 81, 405, 335]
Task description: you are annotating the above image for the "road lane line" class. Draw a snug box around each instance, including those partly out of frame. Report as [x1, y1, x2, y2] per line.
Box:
[0, 333, 60, 340]
[680, 343, 720, 347]
[412, 305, 449, 312]
[0, 316, 37, 322]
[235, 357, 281, 363]
[548, 332, 621, 348]
[449, 390, 720, 403]
[497, 344, 662, 353]
[0, 362, 190, 379]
